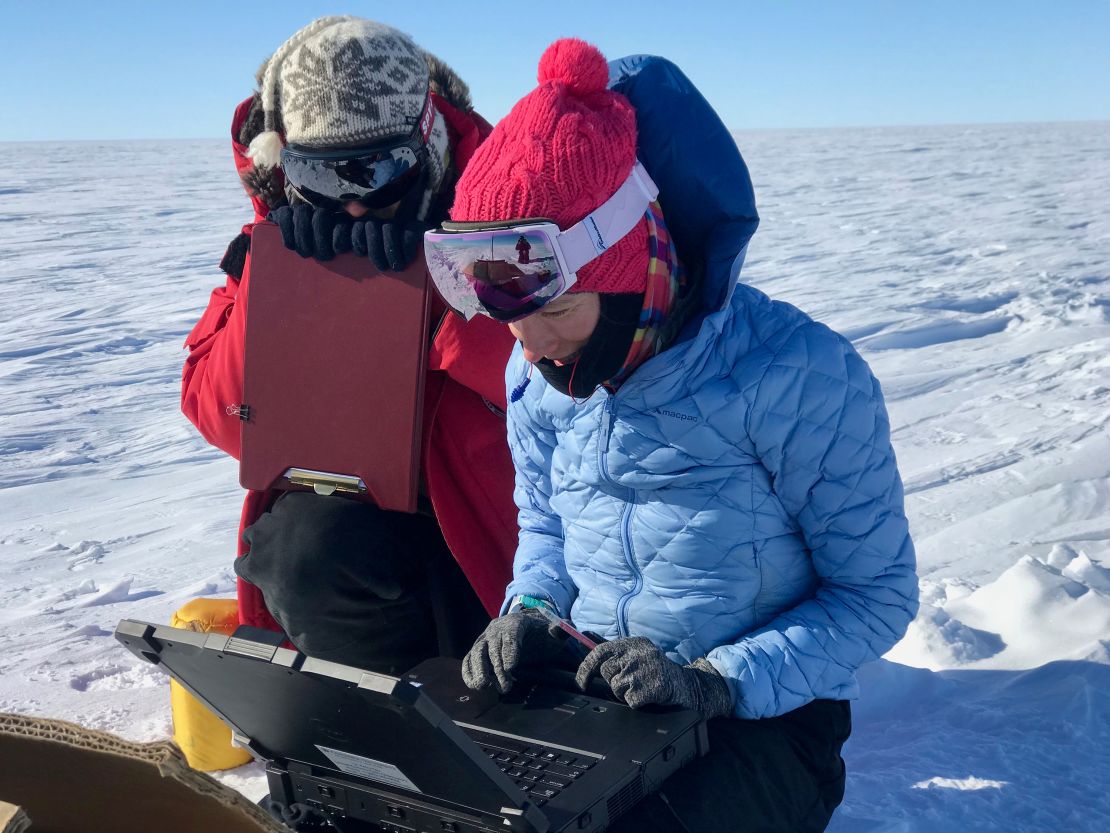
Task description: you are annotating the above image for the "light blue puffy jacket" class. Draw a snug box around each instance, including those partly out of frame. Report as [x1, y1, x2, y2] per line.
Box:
[500, 56, 919, 719]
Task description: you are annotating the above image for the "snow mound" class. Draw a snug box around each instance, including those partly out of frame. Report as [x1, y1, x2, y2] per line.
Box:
[911, 776, 1008, 791]
[182, 568, 237, 598]
[76, 577, 135, 607]
[887, 548, 1110, 671]
[1063, 552, 1110, 593]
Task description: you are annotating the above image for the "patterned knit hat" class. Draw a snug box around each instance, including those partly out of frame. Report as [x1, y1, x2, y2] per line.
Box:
[450, 39, 648, 294]
[247, 16, 450, 218]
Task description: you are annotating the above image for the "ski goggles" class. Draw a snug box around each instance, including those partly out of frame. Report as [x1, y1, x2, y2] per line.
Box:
[279, 95, 435, 211]
[424, 161, 659, 322]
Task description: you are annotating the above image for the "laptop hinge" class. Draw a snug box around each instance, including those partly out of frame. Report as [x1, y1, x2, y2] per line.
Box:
[114, 620, 161, 665]
[231, 730, 271, 761]
[285, 467, 366, 497]
[222, 626, 285, 662]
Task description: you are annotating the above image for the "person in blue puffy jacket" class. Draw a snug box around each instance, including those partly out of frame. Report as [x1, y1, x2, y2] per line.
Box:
[425, 38, 919, 833]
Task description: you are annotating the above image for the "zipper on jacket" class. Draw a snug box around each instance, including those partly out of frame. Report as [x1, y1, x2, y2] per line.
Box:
[600, 396, 615, 452]
[597, 396, 643, 638]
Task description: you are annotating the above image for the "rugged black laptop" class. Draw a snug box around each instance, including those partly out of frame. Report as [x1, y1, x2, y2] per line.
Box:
[116, 620, 707, 833]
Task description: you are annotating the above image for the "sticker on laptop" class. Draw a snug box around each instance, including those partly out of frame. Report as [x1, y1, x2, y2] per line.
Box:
[316, 745, 422, 793]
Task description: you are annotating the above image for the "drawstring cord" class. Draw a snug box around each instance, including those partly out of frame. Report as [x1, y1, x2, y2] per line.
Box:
[509, 364, 533, 403]
[567, 357, 587, 405]
[509, 356, 586, 404]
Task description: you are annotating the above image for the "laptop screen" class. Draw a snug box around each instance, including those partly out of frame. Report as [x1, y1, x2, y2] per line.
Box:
[115, 622, 528, 821]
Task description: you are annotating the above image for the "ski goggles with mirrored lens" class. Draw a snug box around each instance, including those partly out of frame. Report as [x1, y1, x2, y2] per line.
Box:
[280, 96, 435, 211]
[424, 161, 659, 322]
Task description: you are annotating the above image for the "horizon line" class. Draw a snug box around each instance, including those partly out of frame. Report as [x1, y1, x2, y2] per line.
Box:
[3, 118, 1107, 145]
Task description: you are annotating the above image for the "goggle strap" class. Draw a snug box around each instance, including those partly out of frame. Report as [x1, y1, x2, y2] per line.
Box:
[558, 161, 659, 274]
[417, 93, 436, 144]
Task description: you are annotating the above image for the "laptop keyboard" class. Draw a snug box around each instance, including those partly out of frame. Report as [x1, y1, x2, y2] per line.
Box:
[465, 729, 597, 806]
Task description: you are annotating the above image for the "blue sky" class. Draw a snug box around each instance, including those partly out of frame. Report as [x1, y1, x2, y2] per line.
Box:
[4, 0, 1107, 141]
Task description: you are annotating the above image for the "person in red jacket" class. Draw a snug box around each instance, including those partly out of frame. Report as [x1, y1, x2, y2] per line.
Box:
[181, 16, 518, 673]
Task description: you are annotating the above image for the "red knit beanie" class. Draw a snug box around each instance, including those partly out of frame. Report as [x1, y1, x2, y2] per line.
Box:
[450, 39, 648, 294]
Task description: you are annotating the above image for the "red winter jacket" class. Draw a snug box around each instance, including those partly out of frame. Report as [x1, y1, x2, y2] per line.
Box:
[182, 95, 518, 628]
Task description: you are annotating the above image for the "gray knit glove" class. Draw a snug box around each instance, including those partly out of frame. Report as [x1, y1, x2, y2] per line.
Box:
[575, 636, 733, 718]
[462, 608, 565, 694]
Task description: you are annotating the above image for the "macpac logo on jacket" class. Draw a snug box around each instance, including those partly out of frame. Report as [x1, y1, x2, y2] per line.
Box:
[652, 407, 698, 423]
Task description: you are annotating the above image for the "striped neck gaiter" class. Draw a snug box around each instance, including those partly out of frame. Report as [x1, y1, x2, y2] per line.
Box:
[604, 201, 684, 389]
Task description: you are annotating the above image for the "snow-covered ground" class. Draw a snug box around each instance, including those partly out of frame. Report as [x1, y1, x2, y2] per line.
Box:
[1, 122, 1108, 831]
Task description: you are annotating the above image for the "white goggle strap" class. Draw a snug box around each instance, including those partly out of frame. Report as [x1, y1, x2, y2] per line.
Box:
[557, 161, 659, 275]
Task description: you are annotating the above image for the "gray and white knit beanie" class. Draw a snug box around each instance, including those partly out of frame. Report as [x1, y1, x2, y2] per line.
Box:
[248, 16, 451, 218]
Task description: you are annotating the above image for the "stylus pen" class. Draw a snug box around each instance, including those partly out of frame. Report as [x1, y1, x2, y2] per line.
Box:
[520, 596, 600, 651]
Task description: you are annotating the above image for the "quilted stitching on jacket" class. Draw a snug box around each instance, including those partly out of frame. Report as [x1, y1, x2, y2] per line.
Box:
[503, 279, 919, 719]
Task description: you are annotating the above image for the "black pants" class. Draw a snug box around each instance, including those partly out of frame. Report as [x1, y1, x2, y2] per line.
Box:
[234, 491, 490, 674]
[609, 699, 851, 833]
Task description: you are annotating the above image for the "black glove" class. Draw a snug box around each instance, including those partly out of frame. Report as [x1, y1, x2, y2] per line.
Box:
[268, 204, 427, 271]
[349, 214, 428, 272]
[575, 636, 733, 718]
[462, 608, 567, 694]
[269, 203, 337, 261]
[350, 165, 432, 271]
[269, 165, 431, 270]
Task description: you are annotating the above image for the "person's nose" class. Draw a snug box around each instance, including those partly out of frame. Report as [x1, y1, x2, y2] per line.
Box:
[344, 202, 369, 218]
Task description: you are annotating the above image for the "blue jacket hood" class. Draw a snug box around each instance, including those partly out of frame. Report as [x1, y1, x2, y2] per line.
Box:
[610, 55, 760, 314]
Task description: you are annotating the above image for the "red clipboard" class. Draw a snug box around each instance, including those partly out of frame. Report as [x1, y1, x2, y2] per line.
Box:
[239, 222, 430, 513]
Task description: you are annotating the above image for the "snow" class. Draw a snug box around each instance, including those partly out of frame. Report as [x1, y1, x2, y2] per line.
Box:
[1, 122, 1108, 831]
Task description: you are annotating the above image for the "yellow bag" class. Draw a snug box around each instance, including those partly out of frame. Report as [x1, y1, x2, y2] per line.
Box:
[169, 598, 253, 772]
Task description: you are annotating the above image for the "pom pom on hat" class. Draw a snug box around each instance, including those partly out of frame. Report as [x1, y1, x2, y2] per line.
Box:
[247, 129, 285, 170]
[451, 39, 648, 295]
[537, 38, 609, 94]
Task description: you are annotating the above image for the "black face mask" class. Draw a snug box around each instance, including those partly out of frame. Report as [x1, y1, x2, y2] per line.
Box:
[535, 293, 643, 398]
